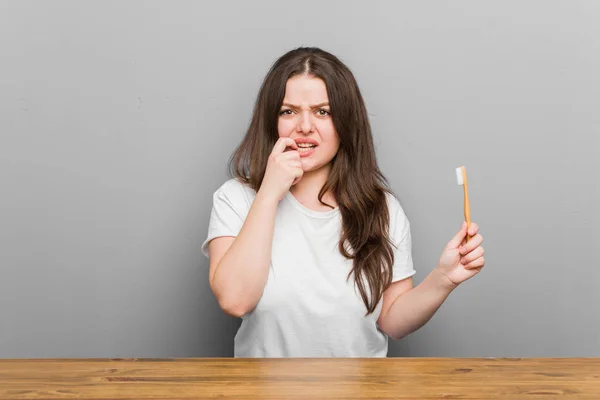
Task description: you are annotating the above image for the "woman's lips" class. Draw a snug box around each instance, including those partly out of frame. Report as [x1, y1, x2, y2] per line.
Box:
[295, 138, 319, 146]
[297, 146, 316, 157]
[294, 138, 318, 158]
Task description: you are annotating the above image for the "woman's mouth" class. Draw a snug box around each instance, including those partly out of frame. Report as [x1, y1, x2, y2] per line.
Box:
[297, 143, 317, 157]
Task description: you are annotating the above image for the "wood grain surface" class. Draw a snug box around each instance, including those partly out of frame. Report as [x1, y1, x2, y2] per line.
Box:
[1, 358, 599, 399]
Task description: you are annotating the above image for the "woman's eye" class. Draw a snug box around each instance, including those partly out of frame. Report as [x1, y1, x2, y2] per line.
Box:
[317, 109, 330, 116]
[279, 109, 293, 115]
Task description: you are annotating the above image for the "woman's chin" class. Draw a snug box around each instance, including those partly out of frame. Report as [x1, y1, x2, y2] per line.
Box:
[301, 161, 316, 172]
[301, 159, 329, 174]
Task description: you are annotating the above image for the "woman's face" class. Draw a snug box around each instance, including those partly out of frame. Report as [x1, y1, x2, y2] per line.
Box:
[277, 74, 340, 174]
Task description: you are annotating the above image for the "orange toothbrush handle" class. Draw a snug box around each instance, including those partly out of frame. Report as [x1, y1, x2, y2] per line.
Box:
[462, 167, 472, 243]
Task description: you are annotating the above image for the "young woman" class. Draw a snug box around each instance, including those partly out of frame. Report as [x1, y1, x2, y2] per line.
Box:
[202, 47, 485, 357]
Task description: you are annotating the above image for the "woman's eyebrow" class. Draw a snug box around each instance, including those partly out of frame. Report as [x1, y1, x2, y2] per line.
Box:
[281, 102, 330, 109]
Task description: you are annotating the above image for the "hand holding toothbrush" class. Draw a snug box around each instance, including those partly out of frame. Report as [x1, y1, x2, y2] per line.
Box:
[436, 221, 485, 289]
[435, 166, 485, 288]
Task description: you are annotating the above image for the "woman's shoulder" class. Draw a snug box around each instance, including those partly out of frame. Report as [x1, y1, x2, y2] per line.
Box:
[384, 190, 406, 216]
[212, 177, 257, 208]
[216, 177, 254, 193]
[384, 190, 411, 238]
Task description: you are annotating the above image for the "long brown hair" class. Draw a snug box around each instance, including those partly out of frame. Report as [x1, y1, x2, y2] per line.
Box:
[229, 47, 396, 315]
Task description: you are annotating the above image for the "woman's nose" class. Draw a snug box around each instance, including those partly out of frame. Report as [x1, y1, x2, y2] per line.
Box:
[297, 113, 314, 133]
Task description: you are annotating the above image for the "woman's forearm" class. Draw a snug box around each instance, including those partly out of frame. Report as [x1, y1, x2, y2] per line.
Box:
[378, 269, 456, 340]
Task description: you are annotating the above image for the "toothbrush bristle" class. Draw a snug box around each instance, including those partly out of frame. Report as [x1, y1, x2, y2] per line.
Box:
[456, 166, 464, 185]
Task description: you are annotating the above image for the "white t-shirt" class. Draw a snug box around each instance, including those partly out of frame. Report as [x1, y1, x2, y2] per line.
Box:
[201, 178, 415, 357]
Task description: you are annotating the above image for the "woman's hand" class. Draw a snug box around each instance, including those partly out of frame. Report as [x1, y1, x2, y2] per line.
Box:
[435, 221, 485, 289]
[257, 137, 303, 203]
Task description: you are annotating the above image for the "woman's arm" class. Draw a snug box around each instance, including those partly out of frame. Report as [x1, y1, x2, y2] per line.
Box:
[208, 137, 303, 318]
[377, 270, 454, 340]
[208, 192, 279, 318]
[377, 221, 484, 339]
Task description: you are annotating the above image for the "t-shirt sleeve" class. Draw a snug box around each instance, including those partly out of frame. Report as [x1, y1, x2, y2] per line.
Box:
[201, 180, 248, 258]
[388, 194, 416, 282]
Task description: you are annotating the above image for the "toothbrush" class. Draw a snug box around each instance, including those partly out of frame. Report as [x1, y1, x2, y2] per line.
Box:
[455, 166, 472, 243]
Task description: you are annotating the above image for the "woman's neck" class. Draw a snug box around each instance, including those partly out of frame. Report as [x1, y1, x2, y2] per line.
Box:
[290, 166, 337, 210]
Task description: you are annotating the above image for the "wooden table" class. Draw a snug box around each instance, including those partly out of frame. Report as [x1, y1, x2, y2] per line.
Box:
[1, 358, 599, 399]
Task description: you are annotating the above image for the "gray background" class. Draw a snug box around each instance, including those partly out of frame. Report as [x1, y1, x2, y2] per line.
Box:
[1, 1, 598, 358]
